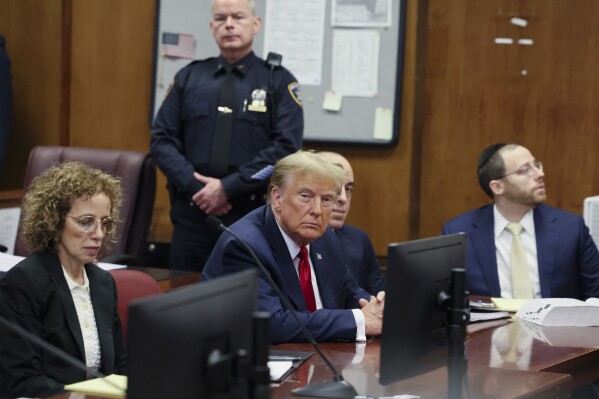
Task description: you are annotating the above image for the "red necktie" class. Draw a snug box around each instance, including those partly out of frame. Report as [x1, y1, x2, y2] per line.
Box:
[298, 246, 316, 312]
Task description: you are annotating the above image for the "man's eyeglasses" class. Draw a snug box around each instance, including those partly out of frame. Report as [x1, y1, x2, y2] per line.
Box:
[68, 215, 117, 234]
[498, 160, 543, 179]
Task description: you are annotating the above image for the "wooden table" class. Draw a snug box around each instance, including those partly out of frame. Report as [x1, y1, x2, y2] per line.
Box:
[47, 321, 579, 399]
[40, 278, 599, 398]
[270, 339, 570, 399]
[466, 317, 599, 394]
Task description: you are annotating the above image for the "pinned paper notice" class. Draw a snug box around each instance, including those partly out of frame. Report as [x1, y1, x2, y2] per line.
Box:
[162, 32, 196, 59]
[373, 107, 393, 140]
[494, 38, 514, 45]
[511, 17, 528, 27]
[322, 91, 343, 112]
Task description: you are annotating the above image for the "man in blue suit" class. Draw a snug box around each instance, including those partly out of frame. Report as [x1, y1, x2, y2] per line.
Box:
[321, 152, 385, 295]
[202, 150, 385, 344]
[442, 143, 599, 299]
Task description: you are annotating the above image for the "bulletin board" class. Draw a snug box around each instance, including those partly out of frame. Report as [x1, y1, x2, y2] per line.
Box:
[151, 0, 406, 146]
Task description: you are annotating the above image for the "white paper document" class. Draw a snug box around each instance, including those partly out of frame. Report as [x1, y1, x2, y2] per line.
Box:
[332, 30, 380, 97]
[470, 310, 510, 323]
[331, 0, 392, 28]
[268, 360, 293, 381]
[0, 207, 21, 254]
[516, 298, 599, 326]
[0, 252, 126, 273]
[0, 252, 25, 272]
[263, 0, 326, 86]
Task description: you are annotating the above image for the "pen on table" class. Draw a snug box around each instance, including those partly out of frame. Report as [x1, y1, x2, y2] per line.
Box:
[243, 99, 247, 112]
[354, 396, 420, 399]
[354, 395, 420, 399]
[268, 355, 304, 361]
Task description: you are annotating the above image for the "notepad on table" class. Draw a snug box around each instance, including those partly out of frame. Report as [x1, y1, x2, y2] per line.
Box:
[268, 350, 313, 382]
[65, 374, 127, 398]
[491, 297, 528, 313]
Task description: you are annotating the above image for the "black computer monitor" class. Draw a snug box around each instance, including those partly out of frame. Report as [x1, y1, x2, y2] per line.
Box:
[379, 233, 467, 385]
[127, 269, 260, 399]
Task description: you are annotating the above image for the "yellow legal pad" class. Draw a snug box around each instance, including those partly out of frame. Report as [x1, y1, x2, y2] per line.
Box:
[491, 297, 528, 313]
[65, 374, 127, 398]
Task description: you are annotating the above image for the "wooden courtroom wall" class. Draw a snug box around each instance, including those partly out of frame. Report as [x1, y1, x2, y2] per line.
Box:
[0, 0, 64, 185]
[3, 0, 599, 257]
[418, 0, 599, 239]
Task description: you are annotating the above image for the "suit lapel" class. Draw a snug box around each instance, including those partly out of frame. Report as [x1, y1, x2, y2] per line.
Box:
[44, 254, 86, 360]
[472, 206, 502, 296]
[87, 265, 115, 372]
[534, 205, 558, 297]
[309, 234, 336, 308]
[264, 207, 307, 311]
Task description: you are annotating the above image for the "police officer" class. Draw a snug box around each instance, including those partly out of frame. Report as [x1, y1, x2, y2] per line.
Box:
[151, 0, 304, 271]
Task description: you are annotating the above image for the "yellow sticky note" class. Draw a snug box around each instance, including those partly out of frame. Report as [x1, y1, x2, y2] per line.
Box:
[65, 374, 127, 398]
[491, 297, 528, 313]
[373, 107, 393, 140]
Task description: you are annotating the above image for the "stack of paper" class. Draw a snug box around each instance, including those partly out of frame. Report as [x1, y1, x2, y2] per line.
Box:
[516, 298, 599, 326]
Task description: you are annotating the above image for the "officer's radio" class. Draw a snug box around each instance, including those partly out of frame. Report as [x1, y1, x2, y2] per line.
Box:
[266, 52, 282, 129]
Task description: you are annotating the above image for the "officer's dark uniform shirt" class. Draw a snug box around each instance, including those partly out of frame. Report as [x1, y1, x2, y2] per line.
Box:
[150, 51, 304, 200]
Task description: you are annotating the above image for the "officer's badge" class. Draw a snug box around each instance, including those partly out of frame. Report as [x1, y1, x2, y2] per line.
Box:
[288, 82, 303, 108]
[248, 88, 267, 112]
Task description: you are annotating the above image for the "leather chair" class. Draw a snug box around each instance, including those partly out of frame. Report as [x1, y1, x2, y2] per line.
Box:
[13, 146, 156, 263]
[109, 269, 162, 341]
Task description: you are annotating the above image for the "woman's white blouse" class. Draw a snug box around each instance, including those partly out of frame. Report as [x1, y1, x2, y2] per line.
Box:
[62, 266, 101, 373]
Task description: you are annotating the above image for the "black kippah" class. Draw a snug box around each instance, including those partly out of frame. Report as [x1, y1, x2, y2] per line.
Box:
[477, 143, 506, 170]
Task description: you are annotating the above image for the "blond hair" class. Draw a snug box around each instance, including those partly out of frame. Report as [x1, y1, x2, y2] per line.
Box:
[267, 150, 346, 204]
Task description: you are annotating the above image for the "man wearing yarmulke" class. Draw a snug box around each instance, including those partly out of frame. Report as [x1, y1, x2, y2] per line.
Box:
[442, 143, 599, 300]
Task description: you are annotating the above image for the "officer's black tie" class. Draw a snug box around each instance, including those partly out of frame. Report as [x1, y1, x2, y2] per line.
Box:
[209, 65, 235, 177]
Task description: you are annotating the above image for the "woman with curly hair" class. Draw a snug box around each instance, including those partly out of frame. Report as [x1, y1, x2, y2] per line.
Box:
[0, 162, 127, 398]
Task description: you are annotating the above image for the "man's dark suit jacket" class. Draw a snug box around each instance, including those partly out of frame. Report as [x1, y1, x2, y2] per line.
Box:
[201, 205, 371, 344]
[0, 251, 127, 398]
[335, 224, 385, 295]
[442, 203, 599, 299]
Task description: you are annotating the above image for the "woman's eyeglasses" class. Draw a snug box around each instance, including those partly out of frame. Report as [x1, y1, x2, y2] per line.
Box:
[68, 215, 117, 234]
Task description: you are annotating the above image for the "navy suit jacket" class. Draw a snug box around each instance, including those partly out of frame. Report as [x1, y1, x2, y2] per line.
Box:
[0, 251, 127, 398]
[334, 224, 385, 295]
[201, 205, 370, 344]
[442, 203, 599, 299]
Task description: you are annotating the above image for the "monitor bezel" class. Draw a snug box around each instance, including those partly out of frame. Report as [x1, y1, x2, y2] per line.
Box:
[379, 232, 467, 385]
[127, 269, 259, 399]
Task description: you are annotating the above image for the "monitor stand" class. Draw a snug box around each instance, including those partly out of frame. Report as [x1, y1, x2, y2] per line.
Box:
[445, 268, 469, 399]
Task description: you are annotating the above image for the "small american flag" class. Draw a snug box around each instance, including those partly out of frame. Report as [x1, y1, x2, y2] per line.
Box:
[162, 32, 196, 59]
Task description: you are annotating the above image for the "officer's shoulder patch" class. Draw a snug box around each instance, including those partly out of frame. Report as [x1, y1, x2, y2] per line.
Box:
[164, 80, 174, 100]
[287, 82, 303, 108]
